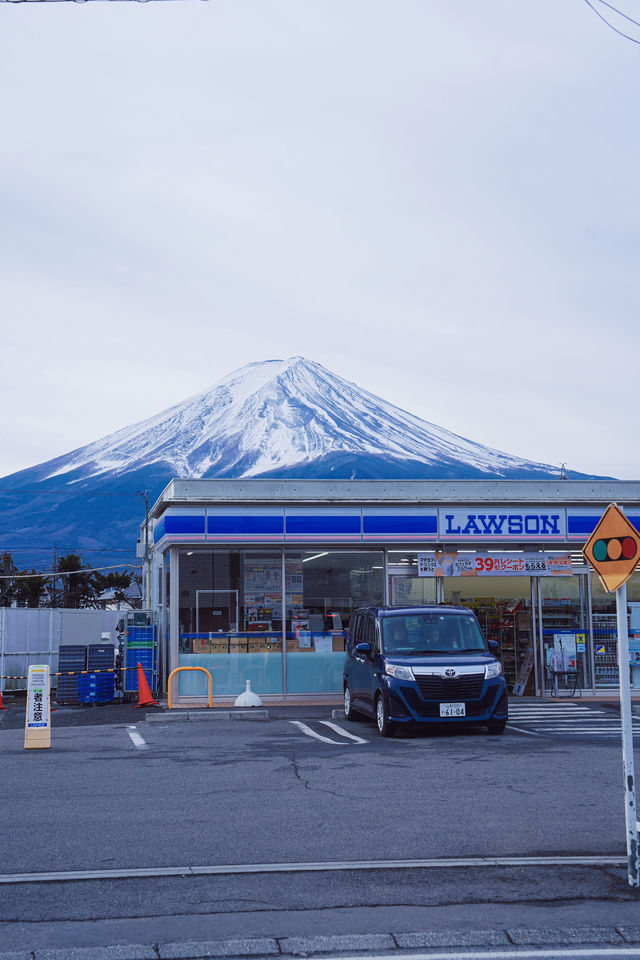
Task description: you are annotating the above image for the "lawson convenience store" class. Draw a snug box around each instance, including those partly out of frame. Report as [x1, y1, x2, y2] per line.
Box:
[144, 478, 640, 702]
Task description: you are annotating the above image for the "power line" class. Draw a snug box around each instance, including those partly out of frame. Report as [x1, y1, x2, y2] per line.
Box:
[2, 0, 195, 3]
[0, 563, 142, 581]
[582, 0, 640, 43]
[0, 489, 145, 498]
[0, 546, 137, 553]
[591, 0, 640, 29]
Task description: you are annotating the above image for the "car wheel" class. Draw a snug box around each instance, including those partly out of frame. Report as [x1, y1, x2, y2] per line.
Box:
[376, 694, 395, 738]
[344, 684, 359, 721]
[486, 720, 507, 735]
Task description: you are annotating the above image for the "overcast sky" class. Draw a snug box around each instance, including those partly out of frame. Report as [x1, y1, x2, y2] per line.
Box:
[1, 0, 639, 481]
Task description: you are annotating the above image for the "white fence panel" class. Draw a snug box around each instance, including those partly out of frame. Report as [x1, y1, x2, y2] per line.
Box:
[0, 609, 121, 691]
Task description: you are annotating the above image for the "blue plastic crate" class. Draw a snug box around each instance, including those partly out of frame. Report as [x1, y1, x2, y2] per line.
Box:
[78, 673, 114, 703]
[87, 645, 115, 669]
[123, 623, 157, 693]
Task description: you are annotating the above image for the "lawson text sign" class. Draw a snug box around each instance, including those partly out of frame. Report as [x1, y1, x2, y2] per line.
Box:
[438, 508, 566, 541]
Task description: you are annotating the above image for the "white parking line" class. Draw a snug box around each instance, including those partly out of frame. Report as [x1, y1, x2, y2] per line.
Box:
[319, 720, 368, 744]
[127, 725, 148, 750]
[290, 720, 343, 744]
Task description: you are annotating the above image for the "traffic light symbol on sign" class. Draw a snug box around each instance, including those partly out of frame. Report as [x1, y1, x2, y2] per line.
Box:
[592, 537, 637, 564]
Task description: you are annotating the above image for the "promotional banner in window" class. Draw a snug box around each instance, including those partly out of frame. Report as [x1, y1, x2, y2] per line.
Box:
[417, 552, 573, 577]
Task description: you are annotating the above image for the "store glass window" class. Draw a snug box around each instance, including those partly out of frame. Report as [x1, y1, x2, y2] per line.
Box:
[285, 550, 384, 694]
[164, 550, 171, 650]
[176, 549, 283, 697]
[387, 553, 437, 606]
[592, 570, 640, 689]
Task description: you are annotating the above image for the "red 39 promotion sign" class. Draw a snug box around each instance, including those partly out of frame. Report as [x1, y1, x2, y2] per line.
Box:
[417, 551, 572, 578]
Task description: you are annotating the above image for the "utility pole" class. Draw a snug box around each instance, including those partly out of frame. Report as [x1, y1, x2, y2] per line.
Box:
[52, 543, 57, 608]
[583, 503, 640, 886]
[138, 490, 151, 609]
[144, 489, 150, 610]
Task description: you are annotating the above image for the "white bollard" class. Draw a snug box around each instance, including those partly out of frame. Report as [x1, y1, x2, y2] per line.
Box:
[234, 680, 263, 707]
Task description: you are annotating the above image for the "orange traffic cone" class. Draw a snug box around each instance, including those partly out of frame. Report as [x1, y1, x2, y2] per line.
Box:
[134, 663, 158, 708]
[0, 688, 7, 710]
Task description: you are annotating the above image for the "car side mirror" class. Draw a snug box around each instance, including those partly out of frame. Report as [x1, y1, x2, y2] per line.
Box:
[488, 640, 499, 652]
[355, 642, 372, 656]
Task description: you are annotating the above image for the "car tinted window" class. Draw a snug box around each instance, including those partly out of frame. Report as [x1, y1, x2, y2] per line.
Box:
[382, 613, 485, 654]
[373, 617, 381, 654]
[363, 616, 375, 647]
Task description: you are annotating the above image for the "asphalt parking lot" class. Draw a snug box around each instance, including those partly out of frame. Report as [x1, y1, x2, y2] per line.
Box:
[2, 691, 640, 954]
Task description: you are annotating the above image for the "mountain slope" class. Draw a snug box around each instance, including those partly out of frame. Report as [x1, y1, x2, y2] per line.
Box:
[16, 357, 574, 483]
[0, 357, 602, 566]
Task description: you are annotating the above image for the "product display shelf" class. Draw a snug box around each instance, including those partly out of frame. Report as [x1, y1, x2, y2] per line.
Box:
[464, 599, 531, 690]
[498, 602, 532, 691]
[593, 612, 620, 686]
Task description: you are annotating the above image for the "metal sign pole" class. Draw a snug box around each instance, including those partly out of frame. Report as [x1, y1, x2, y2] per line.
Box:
[615, 580, 639, 886]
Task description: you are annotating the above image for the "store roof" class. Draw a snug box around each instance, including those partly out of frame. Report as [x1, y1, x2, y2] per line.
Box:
[149, 478, 640, 520]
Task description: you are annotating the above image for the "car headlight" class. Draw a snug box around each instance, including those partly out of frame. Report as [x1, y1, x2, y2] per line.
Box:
[485, 662, 502, 679]
[385, 663, 415, 681]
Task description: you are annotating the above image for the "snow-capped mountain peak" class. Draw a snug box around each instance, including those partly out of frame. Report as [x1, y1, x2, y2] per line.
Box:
[39, 356, 564, 484]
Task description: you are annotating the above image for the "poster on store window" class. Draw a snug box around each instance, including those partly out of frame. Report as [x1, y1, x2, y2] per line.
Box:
[292, 619, 311, 647]
[417, 551, 572, 577]
[314, 634, 333, 653]
[550, 634, 577, 672]
[391, 576, 413, 606]
[243, 555, 303, 615]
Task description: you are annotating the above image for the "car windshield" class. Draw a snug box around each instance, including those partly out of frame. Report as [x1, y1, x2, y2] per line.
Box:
[381, 612, 486, 655]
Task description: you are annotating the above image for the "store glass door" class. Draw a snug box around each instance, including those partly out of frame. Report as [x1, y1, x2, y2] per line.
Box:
[538, 574, 592, 694]
[442, 577, 535, 695]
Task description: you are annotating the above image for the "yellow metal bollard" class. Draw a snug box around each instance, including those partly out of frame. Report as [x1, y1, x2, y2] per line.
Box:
[167, 666, 213, 709]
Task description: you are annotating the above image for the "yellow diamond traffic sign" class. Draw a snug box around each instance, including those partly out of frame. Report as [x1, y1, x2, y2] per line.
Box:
[582, 502, 640, 593]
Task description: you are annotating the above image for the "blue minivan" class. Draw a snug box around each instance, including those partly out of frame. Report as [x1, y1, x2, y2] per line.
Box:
[343, 605, 508, 737]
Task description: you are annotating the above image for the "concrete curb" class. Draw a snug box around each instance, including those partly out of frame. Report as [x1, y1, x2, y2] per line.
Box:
[145, 709, 269, 722]
[6, 925, 640, 960]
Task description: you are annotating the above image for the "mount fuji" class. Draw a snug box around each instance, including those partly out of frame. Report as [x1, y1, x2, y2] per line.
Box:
[0, 357, 601, 567]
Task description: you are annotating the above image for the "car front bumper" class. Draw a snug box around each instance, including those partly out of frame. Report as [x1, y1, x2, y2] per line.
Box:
[384, 676, 508, 725]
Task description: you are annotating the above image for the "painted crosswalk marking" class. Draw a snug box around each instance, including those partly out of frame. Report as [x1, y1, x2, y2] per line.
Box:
[510, 704, 606, 716]
[539, 725, 640, 732]
[507, 703, 638, 739]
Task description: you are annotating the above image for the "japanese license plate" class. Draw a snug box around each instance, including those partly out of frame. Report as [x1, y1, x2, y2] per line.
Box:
[440, 702, 466, 718]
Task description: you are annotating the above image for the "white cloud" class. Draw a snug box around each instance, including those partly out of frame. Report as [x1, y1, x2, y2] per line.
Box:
[1, 0, 639, 479]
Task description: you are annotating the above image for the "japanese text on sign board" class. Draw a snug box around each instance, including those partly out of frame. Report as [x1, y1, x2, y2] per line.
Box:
[27, 666, 49, 728]
[417, 552, 573, 577]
